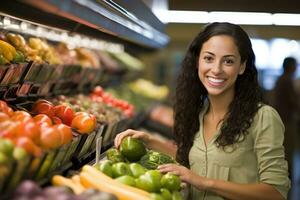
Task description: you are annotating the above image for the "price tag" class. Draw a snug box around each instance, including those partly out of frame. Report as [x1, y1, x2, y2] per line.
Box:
[95, 136, 103, 164]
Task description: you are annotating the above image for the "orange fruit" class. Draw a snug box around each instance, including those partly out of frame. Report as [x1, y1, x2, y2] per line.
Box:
[54, 124, 73, 145]
[33, 114, 52, 126]
[71, 114, 96, 134]
[40, 126, 62, 149]
[0, 112, 10, 122]
[16, 122, 40, 144]
[11, 111, 33, 123]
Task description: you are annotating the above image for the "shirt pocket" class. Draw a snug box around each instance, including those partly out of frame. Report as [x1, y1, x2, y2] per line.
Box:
[210, 163, 230, 181]
[211, 147, 247, 167]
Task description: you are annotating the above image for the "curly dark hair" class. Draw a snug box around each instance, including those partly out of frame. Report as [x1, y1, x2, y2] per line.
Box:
[174, 22, 263, 167]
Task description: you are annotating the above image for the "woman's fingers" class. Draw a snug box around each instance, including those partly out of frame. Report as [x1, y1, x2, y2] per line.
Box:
[114, 129, 148, 148]
[158, 164, 179, 173]
[114, 129, 134, 148]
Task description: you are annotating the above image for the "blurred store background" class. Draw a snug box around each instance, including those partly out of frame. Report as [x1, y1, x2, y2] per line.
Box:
[139, 1, 300, 200]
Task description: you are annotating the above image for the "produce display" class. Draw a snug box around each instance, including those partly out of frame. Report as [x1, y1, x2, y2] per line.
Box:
[128, 79, 169, 100]
[94, 137, 183, 200]
[51, 86, 135, 124]
[0, 19, 176, 200]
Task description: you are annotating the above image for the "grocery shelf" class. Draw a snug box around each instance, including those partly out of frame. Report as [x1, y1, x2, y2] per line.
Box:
[0, 0, 169, 50]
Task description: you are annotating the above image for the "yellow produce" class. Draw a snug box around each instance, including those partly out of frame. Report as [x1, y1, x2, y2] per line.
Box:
[80, 172, 150, 200]
[6, 33, 43, 63]
[0, 54, 9, 65]
[52, 175, 85, 194]
[0, 40, 17, 61]
[6, 33, 26, 49]
[80, 165, 150, 200]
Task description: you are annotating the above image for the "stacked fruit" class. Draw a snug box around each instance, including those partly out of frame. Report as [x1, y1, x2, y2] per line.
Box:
[0, 100, 74, 156]
[5, 33, 42, 63]
[52, 165, 150, 200]
[89, 86, 134, 118]
[51, 86, 134, 124]
[31, 99, 97, 134]
[6, 33, 62, 64]
[93, 137, 183, 200]
[128, 79, 169, 100]
[0, 39, 25, 65]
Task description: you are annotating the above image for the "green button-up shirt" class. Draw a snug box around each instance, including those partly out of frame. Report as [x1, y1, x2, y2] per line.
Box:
[189, 104, 290, 200]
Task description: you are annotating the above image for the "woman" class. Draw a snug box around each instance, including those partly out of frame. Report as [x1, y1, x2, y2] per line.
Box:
[115, 22, 290, 200]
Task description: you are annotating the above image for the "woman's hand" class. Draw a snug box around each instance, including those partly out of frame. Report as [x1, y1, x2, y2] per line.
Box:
[114, 129, 152, 149]
[158, 164, 208, 190]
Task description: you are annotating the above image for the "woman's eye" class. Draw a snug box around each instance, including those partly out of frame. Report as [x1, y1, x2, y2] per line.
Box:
[203, 56, 213, 62]
[224, 59, 234, 65]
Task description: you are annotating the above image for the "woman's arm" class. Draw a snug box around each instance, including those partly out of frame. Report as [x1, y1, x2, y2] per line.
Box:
[158, 164, 284, 200]
[206, 178, 284, 200]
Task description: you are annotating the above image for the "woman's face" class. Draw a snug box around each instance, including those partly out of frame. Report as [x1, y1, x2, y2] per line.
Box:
[198, 35, 245, 98]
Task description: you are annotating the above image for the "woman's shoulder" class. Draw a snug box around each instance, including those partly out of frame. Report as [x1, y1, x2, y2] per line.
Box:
[251, 103, 284, 133]
[256, 103, 281, 119]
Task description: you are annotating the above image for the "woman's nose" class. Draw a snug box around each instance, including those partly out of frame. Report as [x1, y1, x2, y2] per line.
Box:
[211, 62, 223, 74]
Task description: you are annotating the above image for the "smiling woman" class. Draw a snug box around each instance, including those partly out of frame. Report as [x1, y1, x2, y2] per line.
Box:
[115, 22, 290, 200]
[198, 35, 245, 98]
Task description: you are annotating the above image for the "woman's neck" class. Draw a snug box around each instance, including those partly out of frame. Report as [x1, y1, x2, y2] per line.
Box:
[207, 91, 234, 121]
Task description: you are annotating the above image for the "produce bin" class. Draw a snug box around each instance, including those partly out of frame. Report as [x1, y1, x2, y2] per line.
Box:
[34, 64, 55, 83]
[0, 63, 28, 85]
[3, 84, 19, 101]
[34, 149, 59, 181]
[61, 133, 82, 166]
[0, 65, 9, 83]
[47, 142, 72, 174]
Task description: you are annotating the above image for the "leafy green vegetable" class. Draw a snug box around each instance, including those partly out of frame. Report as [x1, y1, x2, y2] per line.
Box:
[139, 151, 176, 170]
[106, 148, 125, 163]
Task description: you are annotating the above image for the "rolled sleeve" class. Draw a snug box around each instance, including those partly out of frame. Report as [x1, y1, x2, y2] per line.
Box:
[253, 105, 290, 199]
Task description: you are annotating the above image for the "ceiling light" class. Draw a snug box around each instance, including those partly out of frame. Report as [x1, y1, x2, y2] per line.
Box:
[208, 12, 272, 25]
[273, 13, 300, 26]
[157, 10, 300, 26]
[156, 10, 208, 23]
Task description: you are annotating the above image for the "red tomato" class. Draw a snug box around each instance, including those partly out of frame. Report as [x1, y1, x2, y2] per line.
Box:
[34, 99, 53, 106]
[71, 114, 96, 134]
[33, 114, 53, 126]
[40, 126, 62, 149]
[53, 105, 75, 126]
[0, 101, 14, 116]
[0, 100, 8, 108]
[54, 124, 73, 145]
[51, 116, 62, 124]
[32, 102, 55, 118]
[0, 120, 18, 138]
[74, 111, 89, 117]
[0, 130, 15, 140]
[92, 86, 104, 96]
[11, 111, 33, 123]
[16, 122, 40, 144]
[0, 112, 10, 122]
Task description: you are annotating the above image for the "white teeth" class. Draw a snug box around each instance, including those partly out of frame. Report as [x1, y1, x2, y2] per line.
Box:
[208, 77, 225, 83]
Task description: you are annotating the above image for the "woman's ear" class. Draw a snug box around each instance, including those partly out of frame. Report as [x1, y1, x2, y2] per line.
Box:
[239, 62, 246, 75]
